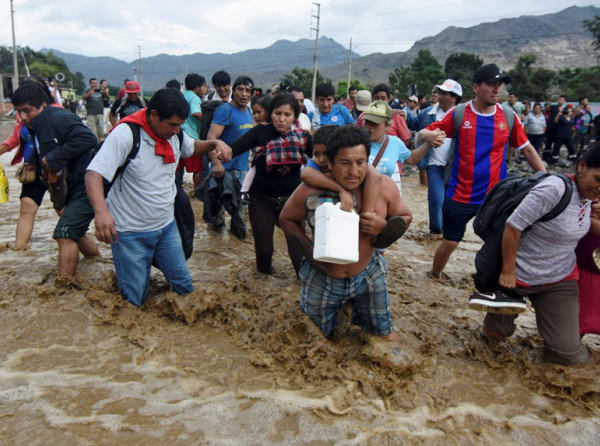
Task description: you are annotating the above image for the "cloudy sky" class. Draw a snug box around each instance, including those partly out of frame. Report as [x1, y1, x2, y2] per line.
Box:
[1, 0, 597, 62]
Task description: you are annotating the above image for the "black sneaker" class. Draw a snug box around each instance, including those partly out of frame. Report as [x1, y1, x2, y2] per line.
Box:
[468, 289, 526, 315]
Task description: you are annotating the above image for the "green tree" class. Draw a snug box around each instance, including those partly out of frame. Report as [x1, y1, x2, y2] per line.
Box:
[281, 67, 331, 97]
[409, 50, 445, 97]
[0, 45, 80, 92]
[444, 52, 484, 100]
[388, 66, 413, 98]
[583, 15, 600, 51]
[336, 79, 367, 98]
[506, 55, 556, 101]
[557, 67, 600, 101]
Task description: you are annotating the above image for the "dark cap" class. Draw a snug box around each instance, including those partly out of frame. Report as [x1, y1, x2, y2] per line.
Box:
[279, 78, 294, 92]
[472, 63, 511, 85]
[232, 76, 254, 91]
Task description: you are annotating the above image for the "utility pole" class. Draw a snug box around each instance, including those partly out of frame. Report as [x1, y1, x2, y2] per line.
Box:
[135, 46, 144, 96]
[10, 0, 19, 91]
[346, 38, 353, 99]
[310, 3, 321, 103]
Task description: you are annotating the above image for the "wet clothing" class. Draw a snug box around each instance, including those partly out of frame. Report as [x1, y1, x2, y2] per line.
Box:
[52, 189, 95, 241]
[20, 176, 47, 206]
[485, 176, 592, 366]
[299, 252, 393, 337]
[111, 219, 193, 307]
[484, 280, 582, 365]
[576, 233, 600, 335]
[230, 122, 312, 273]
[87, 122, 196, 306]
[248, 194, 302, 274]
[442, 198, 480, 242]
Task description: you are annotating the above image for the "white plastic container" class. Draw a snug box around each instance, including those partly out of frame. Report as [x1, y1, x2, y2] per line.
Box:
[313, 200, 360, 264]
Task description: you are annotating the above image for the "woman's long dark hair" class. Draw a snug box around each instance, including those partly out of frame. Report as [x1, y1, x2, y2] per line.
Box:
[577, 140, 600, 168]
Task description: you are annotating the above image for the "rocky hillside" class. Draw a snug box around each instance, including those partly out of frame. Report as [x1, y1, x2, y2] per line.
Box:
[43, 37, 357, 91]
[43, 5, 599, 91]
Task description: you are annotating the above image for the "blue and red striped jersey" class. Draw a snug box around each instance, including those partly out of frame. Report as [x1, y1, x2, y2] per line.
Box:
[427, 101, 529, 205]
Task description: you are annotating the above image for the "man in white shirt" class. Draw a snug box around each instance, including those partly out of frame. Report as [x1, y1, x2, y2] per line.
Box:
[86, 88, 232, 307]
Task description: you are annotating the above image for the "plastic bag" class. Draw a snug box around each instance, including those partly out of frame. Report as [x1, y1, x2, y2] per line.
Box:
[0, 162, 8, 204]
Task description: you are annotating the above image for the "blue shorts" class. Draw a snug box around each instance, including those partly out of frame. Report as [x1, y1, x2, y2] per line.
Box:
[299, 252, 393, 337]
[442, 197, 480, 242]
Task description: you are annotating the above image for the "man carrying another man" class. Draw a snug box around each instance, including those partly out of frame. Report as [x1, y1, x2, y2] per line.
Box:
[86, 88, 232, 307]
[280, 125, 412, 342]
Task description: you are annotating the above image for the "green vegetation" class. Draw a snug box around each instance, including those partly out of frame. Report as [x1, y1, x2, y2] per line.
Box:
[506, 55, 556, 101]
[0, 46, 86, 94]
[335, 79, 367, 98]
[388, 50, 445, 99]
[444, 52, 484, 100]
[281, 67, 331, 96]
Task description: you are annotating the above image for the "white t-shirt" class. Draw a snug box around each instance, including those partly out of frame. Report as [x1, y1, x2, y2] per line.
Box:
[428, 104, 452, 167]
[87, 124, 195, 232]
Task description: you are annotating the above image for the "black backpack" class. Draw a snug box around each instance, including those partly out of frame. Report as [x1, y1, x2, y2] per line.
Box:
[91, 122, 142, 197]
[92, 122, 195, 260]
[473, 172, 573, 292]
[199, 100, 230, 141]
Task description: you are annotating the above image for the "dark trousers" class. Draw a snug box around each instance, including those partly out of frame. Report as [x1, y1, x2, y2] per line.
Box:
[543, 128, 556, 161]
[484, 280, 582, 365]
[552, 137, 575, 158]
[248, 194, 302, 275]
[526, 133, 544, 153]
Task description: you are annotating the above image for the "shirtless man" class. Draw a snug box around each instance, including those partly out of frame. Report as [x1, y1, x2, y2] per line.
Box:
[280, 125, 412, 341]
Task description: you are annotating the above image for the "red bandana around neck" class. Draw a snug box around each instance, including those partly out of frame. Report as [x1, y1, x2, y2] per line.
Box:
[116, 109, 176, 164]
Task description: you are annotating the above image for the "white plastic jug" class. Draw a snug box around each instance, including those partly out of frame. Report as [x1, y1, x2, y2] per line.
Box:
[313, 200, 359, 264]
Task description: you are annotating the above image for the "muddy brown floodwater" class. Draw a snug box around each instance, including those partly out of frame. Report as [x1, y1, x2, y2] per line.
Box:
[1, 119, 599, 445]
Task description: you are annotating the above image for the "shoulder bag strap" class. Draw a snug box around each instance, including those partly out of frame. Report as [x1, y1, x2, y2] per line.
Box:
[372, 135, 390, 168]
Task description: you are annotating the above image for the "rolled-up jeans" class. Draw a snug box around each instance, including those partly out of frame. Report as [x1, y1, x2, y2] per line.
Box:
[111, 219, 193, 307]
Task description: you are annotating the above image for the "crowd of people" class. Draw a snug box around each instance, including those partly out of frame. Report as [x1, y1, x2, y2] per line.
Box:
[1, 63, 599, 367]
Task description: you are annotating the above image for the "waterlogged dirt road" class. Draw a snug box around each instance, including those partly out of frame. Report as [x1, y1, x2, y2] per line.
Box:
[1, 119, 599, 445]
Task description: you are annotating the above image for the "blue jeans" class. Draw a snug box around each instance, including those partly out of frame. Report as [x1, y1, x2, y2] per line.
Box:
[426, 164, 445, 234]
[111, 219, 193, 307]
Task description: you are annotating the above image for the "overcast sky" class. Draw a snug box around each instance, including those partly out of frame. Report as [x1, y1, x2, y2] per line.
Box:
[1, 0, 597, 62]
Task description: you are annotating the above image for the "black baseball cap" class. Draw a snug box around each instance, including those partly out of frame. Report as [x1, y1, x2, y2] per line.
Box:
[472, 63, 511, 84]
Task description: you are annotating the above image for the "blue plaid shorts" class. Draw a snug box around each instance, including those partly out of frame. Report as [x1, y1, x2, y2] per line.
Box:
[299, 252, 393, 337]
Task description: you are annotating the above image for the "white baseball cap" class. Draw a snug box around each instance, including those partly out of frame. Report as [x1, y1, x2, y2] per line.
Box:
[434, 79, 463, 96]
